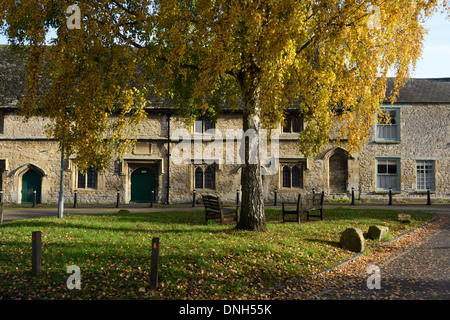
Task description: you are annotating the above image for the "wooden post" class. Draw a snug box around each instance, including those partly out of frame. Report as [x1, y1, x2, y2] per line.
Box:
[150, 237, 160, 290]
[192, 190, 196, 207]
[116, 190, 120, 208]
[351, 187, 355, 205]
[427, 188, 431, 206]
[32, 231, 42, 275]
[0, 202, 4, 224]
[274, 188, 277, 206]
[388, 188, 392, 205]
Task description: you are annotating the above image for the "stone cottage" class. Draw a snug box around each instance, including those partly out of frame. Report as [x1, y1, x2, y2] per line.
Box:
[0, 45, 448, 205]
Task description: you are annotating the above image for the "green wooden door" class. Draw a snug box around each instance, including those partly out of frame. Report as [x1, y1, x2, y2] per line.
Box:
[21, 170, 42, 204]
[131, 167, 155, 203]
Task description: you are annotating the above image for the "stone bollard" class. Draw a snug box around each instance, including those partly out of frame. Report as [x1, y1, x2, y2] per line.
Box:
[367, 225, 389, 241]
[398, 214, 411, 223]
[340, 227, 365, 252]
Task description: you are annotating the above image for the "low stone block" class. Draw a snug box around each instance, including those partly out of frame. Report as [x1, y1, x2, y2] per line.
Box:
[368, 225, 389, 240]
[340, 227, 365, 252]
[398, 214, 411, 223]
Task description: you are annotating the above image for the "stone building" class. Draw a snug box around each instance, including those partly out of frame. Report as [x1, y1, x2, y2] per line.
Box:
[0, 45, 449, 205]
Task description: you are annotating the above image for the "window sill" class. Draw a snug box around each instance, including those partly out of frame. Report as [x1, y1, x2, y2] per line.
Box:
[374, 140, 401, 144]
[415, 190, 435, 194]
[374, 190, 401, 194]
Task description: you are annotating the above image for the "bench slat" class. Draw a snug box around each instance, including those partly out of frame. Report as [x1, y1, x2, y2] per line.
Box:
[202, 194, 239, 225]
[282, 191, 324, 223]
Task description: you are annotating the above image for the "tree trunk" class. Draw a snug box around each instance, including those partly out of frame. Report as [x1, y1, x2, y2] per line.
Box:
[236, 76, 267, 232]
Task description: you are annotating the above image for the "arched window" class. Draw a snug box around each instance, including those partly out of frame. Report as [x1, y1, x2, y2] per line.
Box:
[195, 167, 203, 189]
[282, 166, 291, 188]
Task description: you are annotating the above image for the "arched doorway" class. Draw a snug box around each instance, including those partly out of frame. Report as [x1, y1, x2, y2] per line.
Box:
[329, 151, 348, 194]
[131, 167, 156, 203]
[21, 169, 42, 204]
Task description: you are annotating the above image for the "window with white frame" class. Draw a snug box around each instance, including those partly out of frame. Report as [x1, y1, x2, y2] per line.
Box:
[376, 159, 399, 190]
[416, 160, 435, 191]
[376, 108, 399, 141]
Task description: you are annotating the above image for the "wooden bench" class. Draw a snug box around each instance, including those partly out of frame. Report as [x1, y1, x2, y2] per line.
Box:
[282, 191, 325, 223]
[202, 194, 240, 225]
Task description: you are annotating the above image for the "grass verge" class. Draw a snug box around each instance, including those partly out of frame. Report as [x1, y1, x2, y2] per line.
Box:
[0, 207, 435, 300]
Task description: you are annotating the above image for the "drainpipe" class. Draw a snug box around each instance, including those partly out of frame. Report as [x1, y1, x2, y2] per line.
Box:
[166, 112, 171, 204]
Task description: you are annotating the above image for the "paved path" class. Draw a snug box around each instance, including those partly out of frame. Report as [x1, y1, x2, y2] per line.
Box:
[259, 204, 450, 300]
[310, 216, 450, 300]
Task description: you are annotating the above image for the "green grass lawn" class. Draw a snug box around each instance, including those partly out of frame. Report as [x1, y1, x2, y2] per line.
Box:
[0, 207, 435, 300]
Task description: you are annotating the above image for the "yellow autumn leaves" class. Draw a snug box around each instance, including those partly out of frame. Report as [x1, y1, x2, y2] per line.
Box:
[1, 0, 448, 169]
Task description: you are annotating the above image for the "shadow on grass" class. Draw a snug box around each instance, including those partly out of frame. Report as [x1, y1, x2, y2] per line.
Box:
[1, 218, 236, 236]
[304, 238, 341, 248]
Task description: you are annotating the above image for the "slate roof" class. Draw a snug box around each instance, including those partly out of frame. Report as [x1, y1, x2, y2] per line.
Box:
[1, 45, 450, 110]
[385, 77, 450, 103]
[0, 45, 26, 108]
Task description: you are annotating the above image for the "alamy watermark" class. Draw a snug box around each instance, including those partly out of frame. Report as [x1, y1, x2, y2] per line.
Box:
[67, 265, 81, 290]
[366, 264, 381, 290]
[367, 5, 381, 30]
[66, 5, 81, 30]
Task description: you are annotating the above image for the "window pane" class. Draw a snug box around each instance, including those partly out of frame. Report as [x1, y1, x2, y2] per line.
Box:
[204, 118, 215, 131]
[387, 162, 397, 174]
[87, 167, 97, 188]
[389, 110, 397, 125]
[194, 120, 203, 133]
[195, 167, 203, 189]
[377, 159, 399, 190]
[282, 119, 291, 133]
[377, 162, 387, 174]
[416, 161, 434, 190]
[282, 166, 291, 187]
[204, 167, 215, 189]
[292, 117, 303, 133]
[77, 171, 86, 188]
[377, 175, 397, 189]
[377, 109, 398, 140]
[292, 166, 301, 187]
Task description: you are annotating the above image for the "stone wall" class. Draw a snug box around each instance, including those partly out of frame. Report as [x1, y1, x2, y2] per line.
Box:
[356, 104, 450, 201]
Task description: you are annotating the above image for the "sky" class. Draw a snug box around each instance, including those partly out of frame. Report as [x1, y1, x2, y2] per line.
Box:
[0, 9, 449, 79]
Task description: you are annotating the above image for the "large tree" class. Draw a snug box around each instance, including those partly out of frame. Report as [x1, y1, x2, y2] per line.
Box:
[1, 0, 447, 231]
